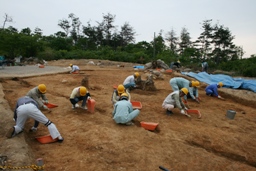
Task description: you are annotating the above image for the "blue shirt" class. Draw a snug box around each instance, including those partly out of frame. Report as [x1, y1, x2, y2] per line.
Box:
[205, 84, 218, 96]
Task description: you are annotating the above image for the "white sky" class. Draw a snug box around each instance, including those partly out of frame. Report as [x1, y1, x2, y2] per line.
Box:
[1, 0, 255, 57]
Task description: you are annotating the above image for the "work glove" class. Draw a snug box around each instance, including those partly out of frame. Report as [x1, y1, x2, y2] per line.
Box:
[43, 105, 48, 110]
[180, 109, 186, 115]
[184, 107, 188, 110]
[218, 95, 225, 100]
[43, 105, 51, 113]
[43, 100, 48, 104]
[195, 98, 200, 103]
[87, 96, 91, 100]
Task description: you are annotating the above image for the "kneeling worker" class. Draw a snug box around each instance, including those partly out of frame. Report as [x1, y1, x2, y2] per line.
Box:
[112, 93, 140, 126]
[70, 86, 91, 109]
[205, 82, 224, 99]
[70, 64, 80, 74]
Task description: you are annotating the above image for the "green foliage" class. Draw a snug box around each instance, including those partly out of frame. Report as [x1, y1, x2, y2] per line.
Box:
[218, 57, 256, 77]
[0, 15, 253, 77]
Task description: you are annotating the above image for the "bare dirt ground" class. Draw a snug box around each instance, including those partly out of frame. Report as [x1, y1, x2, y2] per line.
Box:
[1, 59, 256, 171]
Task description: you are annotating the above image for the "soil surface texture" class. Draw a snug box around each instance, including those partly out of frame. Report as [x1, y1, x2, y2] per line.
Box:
[0, 59, 256, 171]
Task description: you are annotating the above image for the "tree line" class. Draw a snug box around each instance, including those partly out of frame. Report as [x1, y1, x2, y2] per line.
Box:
[0, 13, 255, 77]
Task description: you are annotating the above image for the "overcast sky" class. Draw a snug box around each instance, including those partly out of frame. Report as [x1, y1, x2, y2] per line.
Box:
[1, 0, 255, 57]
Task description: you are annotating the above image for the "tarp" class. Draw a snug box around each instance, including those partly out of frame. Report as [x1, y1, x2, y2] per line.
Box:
[181, 71, 256, 93]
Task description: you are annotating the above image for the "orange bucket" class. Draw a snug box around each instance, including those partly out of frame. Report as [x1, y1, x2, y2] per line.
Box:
[165, 69, 172, 73]
[112, 85, 118, 89]
[186, 109, 202, 118]
[36, 134, 58, 144]
[140, 121, 159, 131]
[72, 70, 79, 74]
[39, 65, 44, 68]
[44, 103, 58, 108]
[87, 99, 96, 113]
[131, 101, 142, 109]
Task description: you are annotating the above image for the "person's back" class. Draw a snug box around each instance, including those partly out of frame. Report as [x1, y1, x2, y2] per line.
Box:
[205, 82, 224, 99]
[123, 75, 134, 85]
[170, 77, 190, 91]
[26, 84, 48, 109]
[69, 64, 80, 73]
[113, 100, 132, 116]
[205, 84, 218, 96]
[72, 65, 79, 71]
[201, 61, 208, 72]
[123, 72, 140, 90]
[163, 91, 180, 105]
[112, 93, 140, 125]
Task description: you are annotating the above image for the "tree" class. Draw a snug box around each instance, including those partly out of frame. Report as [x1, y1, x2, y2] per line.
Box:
[20, 27, 32, 35]
[97, 13, 116, 46]
[151, 30, 166, 58]
[178, 27, 191, 54]
[68, 13, 82, 46]
[6, 26, 18, 33]
[212, 24, 236, 64]
[2, 13, 13, 29]
[119, 22, 136, 47]
[165, 28, 178, 53]
[58, 19, 71, 37]
[33, 27, 43, 37]
[196, 19, 213, 60]
[82, 22, 98, 50]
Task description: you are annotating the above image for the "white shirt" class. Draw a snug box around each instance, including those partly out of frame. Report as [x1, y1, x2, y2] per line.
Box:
[123, 75, 135, 85]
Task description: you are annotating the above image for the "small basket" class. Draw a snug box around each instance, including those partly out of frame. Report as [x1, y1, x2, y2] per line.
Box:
[44, 103, 58, 108]
[131, 101, 142, 109]
[140, 121, 159, 131]
[87, 99, 96, 113]
[186, 109, 202, 118]
[165, 69, 172, 73]
[113, 85, 118, 89]
[36, 135, 58, 144]
[72, 70, 79, 74]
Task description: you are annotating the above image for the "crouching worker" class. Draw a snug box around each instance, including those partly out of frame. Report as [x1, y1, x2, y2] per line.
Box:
[112, 93, 140, 126]
[162, 88, 190, 117]
[6, 96, 64, 142]
[111, 84, 131, 106]
[205, 82, 224, 100]
[26, 84, 51, 112]
[187, 81, 200, 103]
[69, 64, 80, 74]
[70, 86, 91, 109]
[123, 72, 140, 91]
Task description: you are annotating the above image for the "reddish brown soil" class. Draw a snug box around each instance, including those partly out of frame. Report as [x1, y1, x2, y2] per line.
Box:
[1, 60, 256, 171]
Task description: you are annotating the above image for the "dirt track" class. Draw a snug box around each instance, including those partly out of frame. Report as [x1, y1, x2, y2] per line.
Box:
[1, 59, 256, 171]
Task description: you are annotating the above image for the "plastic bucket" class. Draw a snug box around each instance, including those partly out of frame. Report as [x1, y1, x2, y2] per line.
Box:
[87, 99, 96, 113]
[226, 110, 236, 119]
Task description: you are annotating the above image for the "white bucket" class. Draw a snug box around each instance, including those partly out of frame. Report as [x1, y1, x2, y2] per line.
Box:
[226, 110, 236, 119]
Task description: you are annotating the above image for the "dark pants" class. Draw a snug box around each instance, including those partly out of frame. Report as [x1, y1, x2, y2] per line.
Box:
[70, 95, 89, 107]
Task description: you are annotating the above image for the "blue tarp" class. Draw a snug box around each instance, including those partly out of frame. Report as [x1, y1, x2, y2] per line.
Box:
[181, 71, 256, 93]
[133, 65, 145, 69]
